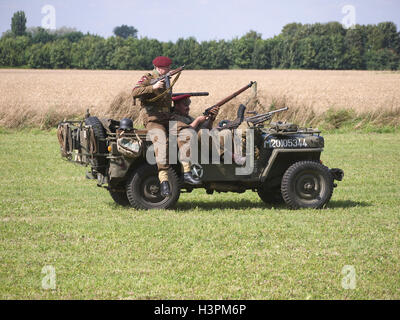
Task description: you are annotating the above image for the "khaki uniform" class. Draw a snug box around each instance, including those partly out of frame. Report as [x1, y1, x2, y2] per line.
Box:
[132, 70, 173, 181]
[172, 112, 212, 130]
[170, 112, 194, 172]
[172, 111, 233, 162]
[172, 113, 194, 126]
[132, 70, 172, 115]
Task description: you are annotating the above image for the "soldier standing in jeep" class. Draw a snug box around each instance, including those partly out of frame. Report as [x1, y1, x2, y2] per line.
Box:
[131, 56, 175, 197]
[132, 57, 203, 195]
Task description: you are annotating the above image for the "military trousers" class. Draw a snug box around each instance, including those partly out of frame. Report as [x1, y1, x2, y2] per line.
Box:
[171, 121, 194, 173]
[144, 113, 193, 171]
[145, 115, 171, 173]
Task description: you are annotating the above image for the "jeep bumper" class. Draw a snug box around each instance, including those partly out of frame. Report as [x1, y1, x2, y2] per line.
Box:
[330, 168, 344, 181]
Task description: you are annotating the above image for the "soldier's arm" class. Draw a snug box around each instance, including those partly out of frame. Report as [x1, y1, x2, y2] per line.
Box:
[190, 116, 208, 130]
[201, 118, 214, 130]
[131, 75, 154, 98]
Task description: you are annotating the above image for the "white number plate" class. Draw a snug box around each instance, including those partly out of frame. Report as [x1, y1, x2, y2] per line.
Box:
[268, 138, 308, 148]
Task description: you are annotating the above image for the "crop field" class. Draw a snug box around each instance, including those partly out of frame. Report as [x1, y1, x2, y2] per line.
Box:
[0, 129, 399, 299]
[1, 69, 400, 129]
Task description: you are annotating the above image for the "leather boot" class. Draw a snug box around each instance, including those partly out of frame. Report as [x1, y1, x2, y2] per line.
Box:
[183, 172, 202, 185]
[160, 181, 171, 197]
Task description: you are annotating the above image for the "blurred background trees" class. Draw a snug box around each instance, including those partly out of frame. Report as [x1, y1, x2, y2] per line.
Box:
[11, 11, 27, 36]
[113, 25, 138, 39]
[1, 11, 399, 70]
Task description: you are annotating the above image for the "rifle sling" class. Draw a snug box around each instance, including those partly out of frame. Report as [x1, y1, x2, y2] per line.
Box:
[144, 71, 181, 104]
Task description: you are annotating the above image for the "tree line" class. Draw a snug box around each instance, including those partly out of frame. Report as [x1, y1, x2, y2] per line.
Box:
[1, 11, 399, 70]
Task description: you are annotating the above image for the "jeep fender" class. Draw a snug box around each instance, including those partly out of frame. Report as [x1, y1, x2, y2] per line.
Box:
[260, 148, 323, 182]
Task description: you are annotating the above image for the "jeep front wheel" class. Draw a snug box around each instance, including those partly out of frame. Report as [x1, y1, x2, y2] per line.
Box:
[281, 161, 334, 209]
[126, 164, 181, 210]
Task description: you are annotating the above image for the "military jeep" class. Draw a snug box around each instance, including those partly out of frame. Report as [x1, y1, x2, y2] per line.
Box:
[57, 106, 343, 210]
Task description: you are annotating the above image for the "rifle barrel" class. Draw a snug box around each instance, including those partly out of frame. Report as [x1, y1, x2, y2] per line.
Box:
[245, 107, 289, 123]
[172, 92, 209, 97]
[204, 81, 255, 115]
[214, 81, 255, 108]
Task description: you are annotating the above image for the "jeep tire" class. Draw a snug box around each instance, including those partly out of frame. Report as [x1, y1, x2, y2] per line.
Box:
[126, 163, 181, 210]
[84, 116, 107, 174]
[281, 161, 334, 209]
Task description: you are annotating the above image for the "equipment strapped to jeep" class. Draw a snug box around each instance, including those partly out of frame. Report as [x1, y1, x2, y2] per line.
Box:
[117, 136, 142, 158]
[269, 121, 298, 132]
[119, 118, 133, 131]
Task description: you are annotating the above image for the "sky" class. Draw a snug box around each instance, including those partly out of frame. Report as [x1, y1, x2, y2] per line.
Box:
[1, 0, 400, 41]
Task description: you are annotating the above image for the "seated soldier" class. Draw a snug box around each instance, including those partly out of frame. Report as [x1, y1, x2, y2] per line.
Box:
[170, 94, 213, 185]
[172, 95, 246, 167]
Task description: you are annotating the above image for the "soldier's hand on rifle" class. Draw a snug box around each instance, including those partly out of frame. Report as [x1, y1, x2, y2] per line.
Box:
[152, 79, 165, 90]
[196, 115, 208, 123]
[209, 106, 220, 116]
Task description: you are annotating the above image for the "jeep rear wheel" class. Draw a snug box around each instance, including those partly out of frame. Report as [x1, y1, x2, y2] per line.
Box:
[126, 164, 181, 210]
[281, 161, 334, 209]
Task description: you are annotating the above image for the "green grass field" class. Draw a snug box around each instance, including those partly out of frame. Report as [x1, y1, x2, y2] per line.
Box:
[0, 129, 399, 299]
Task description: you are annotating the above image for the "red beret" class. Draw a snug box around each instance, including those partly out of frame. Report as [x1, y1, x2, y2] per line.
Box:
[153, 56, 172, 67]
[172, 94, 191, 102]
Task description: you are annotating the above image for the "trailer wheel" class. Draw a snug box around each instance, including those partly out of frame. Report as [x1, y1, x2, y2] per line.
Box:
[126, 164, 181, 210]
[281, 161, 334, 209]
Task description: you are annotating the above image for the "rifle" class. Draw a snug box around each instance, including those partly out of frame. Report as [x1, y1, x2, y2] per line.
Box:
[172, 92, 209, 97]
[219, 106, 289, 130]
[149, 65, 185, 89]
[245, 107, 289, 126]
[203, 81, 255, 117]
